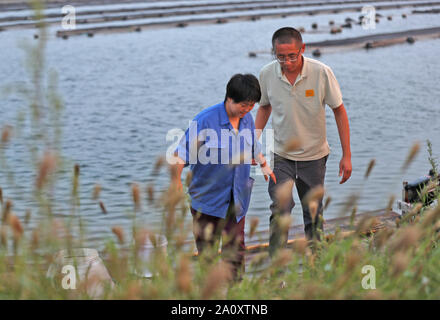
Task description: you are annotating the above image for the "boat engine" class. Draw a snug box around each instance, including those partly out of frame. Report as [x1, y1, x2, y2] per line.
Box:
[397, 169, 439, 215]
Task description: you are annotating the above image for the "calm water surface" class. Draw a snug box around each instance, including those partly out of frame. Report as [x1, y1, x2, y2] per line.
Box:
[1, 7, 440, 249]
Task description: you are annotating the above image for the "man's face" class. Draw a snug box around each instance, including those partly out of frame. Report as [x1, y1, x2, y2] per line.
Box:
[273, 40, 305, 73]
[227, 98, 255, 118]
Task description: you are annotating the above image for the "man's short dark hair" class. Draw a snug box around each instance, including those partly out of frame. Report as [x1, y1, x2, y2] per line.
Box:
[272, 27, 303, 49]
[224, 74, 261, 103]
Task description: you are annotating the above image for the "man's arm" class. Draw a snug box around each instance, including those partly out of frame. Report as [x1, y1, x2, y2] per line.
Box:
[255, 104, 272, 139]
[332, 103, 352, 184]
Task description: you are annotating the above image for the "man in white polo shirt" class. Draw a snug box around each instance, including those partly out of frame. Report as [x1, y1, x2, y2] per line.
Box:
[256, 27, 352, 256]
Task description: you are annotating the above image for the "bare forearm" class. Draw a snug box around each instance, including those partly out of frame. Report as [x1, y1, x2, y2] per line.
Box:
[333, 104, 351, 157]
[255, 105, 272, 139]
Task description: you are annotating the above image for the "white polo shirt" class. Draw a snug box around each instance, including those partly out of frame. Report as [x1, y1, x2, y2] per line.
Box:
[259, 56, 343, 161]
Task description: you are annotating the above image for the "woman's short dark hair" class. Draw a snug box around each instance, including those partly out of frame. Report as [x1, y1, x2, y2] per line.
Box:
[272, 27, 303, 49]
[224, 74, 261, 103]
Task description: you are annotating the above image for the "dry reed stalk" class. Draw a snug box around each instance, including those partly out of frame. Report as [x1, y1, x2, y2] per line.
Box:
[271, 249, 292, 269]
[389, 226, 421, 253]
[124, 282, 142, 300]
[112, 226, 125, 245]
[304, 185, 325, 206]
[293, 238, 309, 255]
[31, 229, 39, 249]
[308, 200, 318, 223]
[24, 209, 31, 225]
[185, 171, 193, 188]
[1, 199, 12, 223]
[364, 158, 376, 179]
[36, 151, 56, 189]
[201, 261, 232, 299]
[275, 179, 294, 210]
[153, 156, 166, 174]
[0, 226, 7, 247]
[249, 252, 269, 268]
[134, 228, 149, 248]
[339, 193, 359, 217]
[373, 228, 394, 249]
[176, 255, 193, 294]
[323, 196, 332, 211]
[249, 217, 259, 239]
[391, 252, 409, 277]
[146, 184, 154, 203]
[385, 195, 396, 215]
[345, 251, 362, 272]
[421, 205, 440, 229]
[365, 289, 383, 300]
[0, 188, 3, 205]
[99, 201, 107, 214]
[283, 137, 302, 152]
[92, 184, 101, 200]
[131, 183, 141, 211]
[1, 125, 12, 144]
[402, 142, 420, 172]
[401, 202, 423, 223]
[9, 214, 23, 239]
[203, 223, 214, 242]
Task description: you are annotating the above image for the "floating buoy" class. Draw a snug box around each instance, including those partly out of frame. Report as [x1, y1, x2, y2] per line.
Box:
[311, 23, 318, 29]
[62, 34, 68, 40]
[402, 13, 407, 18]
[250, 16, 260, 21]
[329, 20, 335, 26]
[248, 52, 257, 58]
[216, 18, 227, 24]
[33, 34, 39, 39]
[387, 16, 392, 21]
[176, 22, 187, 28]
[87, 32, 94, 37]
[406, 37, 415, 44]
[281, 14, 287, 18]
[312, 49, 321, 57]
[330, 27, 342, 34]
[134, 27, 141, 32]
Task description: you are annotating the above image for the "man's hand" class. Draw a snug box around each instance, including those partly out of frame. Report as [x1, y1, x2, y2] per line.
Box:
[260, 161, 277, 184]
[339, 155, 352, 184]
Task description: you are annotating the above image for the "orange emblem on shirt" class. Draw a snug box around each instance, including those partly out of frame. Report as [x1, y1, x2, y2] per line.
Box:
[305, 89, 314, 97]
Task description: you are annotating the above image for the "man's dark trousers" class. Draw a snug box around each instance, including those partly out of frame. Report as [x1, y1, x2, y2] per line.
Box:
[268, 153, 328, 257]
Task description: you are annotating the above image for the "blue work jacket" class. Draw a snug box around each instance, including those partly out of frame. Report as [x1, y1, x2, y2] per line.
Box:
[176, 102, 261, 222]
